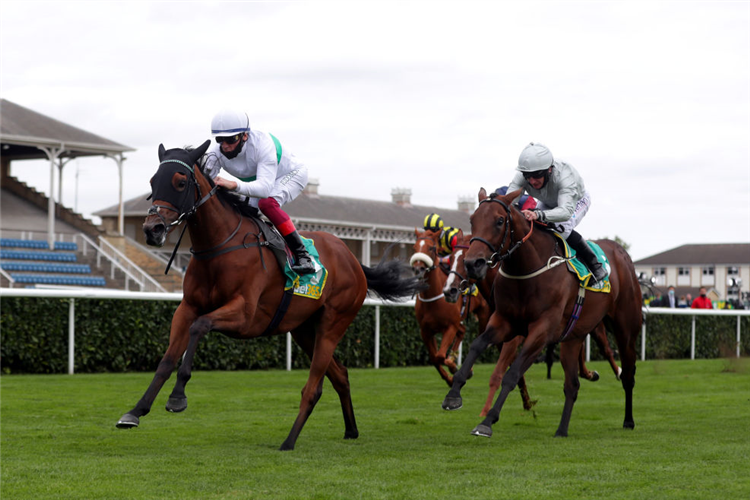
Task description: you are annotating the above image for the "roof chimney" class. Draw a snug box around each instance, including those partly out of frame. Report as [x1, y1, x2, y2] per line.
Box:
[304, 178, 319, 196]
[391, 188, 412, 207]
[457, 195, 475, 214]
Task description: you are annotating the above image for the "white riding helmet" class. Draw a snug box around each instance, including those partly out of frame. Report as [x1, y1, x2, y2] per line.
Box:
[517, 142, 554, 172]
[211, 109, 250, 138]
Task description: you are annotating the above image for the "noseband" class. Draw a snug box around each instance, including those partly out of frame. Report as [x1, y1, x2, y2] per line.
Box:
[469, 197, 533, 267]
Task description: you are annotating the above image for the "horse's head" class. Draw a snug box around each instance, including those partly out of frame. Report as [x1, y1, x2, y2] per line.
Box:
[464, 187, 524, 280]
[442, 231, 470, 303]
[409, 228, 441, 279]
[143, 140, 211, 247]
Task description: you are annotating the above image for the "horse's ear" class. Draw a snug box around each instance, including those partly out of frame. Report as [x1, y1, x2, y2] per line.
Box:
[189, 140, 211, 167]
[478, 187, 487, 202]
[414, 228, 419, 236]
[505, 189, 523, 204]
[158, 144, 166, 161]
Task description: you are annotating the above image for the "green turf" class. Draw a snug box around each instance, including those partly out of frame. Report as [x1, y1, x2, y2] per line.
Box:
[2, 359, 749, 499]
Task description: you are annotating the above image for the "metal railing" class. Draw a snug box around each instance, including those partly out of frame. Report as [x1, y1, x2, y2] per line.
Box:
[1, 287, 746, 374]
[90, 235, 167, 293]
[0, 288, 415, 374]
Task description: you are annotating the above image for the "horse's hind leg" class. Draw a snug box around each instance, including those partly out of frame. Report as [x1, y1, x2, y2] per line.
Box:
[555, 339, 583, 437]
[116, 303, 194, 428]
[578, 337, 599, 382]
[280, 309, 358, 451]
[592, 323, 621, 380]
[609, 314, 638, 430]
[291, 328, 358, 440]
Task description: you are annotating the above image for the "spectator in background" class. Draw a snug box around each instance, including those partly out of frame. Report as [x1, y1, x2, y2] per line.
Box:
[678, 295, 688, 307]
[691, 287, 713, 309]
[650, 290, 662, 307]
[654, 285, 678, 308]
[686, 293, 693, 306]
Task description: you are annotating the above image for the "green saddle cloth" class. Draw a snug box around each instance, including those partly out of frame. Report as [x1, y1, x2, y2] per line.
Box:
[554, 233, 611, 293]
[282, 236, 328, 300]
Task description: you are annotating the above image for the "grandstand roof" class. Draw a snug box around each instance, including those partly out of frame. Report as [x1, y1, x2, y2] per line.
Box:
[634, 244, 750, 266]
[94, 190, 473, 232]
[0, 99, 134, 160]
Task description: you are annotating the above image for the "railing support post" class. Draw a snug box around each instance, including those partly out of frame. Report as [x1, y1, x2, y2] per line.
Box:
[68, 298, 75, 374]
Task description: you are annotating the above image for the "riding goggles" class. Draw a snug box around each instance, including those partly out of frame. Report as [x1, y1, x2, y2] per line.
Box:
[522, 169, 548, 180]
[216, 134, 242, 145]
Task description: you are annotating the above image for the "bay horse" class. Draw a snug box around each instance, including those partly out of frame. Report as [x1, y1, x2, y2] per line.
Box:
[410, 228, 491, 386]
[442, 188, 640, 438]
[115, 141, 425, 451]
[443, 240, 622, 417]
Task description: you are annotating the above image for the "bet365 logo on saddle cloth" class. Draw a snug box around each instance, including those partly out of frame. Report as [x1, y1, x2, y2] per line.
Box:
[283, 237, 328, 299]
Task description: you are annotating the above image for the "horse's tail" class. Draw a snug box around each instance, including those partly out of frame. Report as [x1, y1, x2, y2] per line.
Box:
[361, 259, 426, 302]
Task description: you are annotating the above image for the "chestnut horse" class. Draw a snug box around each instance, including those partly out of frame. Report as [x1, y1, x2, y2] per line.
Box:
[115, 141, 425, 451]
[443, 240, 622, 417]
[410, 229, 491, 386]
[442, 188, 640, 438]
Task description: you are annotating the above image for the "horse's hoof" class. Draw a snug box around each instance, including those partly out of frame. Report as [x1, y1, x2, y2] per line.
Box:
[442, 396, 463, 411]
[344, 430, 359, 440]
[166, 397, 187, 413]
[554, 430, 568, 438]
[116, 413, 139, 429]
[623, 420, 635, 430]
[471, 424, 492, 438]
[588, 371, 600, 382]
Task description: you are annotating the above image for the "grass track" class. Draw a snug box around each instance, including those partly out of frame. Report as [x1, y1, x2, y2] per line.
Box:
[2, 359, 749, 499]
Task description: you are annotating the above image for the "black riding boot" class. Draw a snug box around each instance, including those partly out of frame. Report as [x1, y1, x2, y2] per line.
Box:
[283, 230, 315, 275]
[567, 231, 607, 282]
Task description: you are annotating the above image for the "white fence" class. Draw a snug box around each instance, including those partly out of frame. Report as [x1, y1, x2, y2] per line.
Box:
[0, 288, 414, 374]
[1, 288, 747, 374]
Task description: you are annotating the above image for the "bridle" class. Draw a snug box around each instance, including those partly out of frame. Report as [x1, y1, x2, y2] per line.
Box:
[146, 158, 222, 273]
[469, 196, 534, 268]
[147, 159, 220, 227]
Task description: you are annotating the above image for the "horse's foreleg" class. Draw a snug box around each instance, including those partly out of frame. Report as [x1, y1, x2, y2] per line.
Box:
[437, 324, 462, 378]
[555, 339, 583, 437]
[480, 336, 521, 417]
[442, 313, 509, 411]
[472, 333, 546, 438]
[165, 316, 211, 412]
[167, 297, 247, 413]
[420, 327, 454, 386]
[116, 303, 195, 428]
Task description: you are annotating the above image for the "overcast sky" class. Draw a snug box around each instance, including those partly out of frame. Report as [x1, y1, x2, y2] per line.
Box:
[2, 1, 748, 261]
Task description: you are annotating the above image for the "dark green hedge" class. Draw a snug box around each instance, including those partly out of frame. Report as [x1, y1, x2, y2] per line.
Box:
[1, 298, 747, 374]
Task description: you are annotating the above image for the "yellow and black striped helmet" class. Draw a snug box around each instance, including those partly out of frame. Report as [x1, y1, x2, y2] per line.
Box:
[440, 227, 461, 255]
[423, 213, 444, 232]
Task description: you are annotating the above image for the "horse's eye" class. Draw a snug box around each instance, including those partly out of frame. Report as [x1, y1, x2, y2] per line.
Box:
[496, 217, 504, 227]
[177, 180, 187, 189]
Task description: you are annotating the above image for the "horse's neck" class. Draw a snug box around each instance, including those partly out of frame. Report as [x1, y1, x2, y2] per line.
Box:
[423, 263, 447, 295]
[187, 195, 244, 253]
[503, 220, 554, 273]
